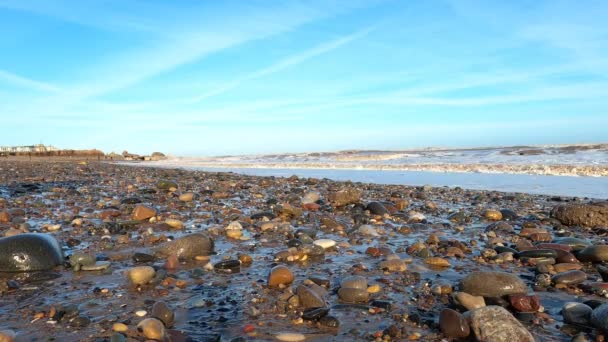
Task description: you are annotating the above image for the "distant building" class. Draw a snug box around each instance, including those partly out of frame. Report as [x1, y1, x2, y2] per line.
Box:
[0, 144, 59, 153]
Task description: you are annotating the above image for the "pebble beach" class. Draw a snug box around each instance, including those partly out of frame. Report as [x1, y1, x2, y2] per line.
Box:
[1, 160, 608, 342]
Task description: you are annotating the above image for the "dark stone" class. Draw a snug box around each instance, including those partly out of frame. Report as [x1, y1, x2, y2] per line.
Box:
[0, 233, 64, 272]
[439, 308, 470, 338]
[133, 252, 156, 263]
[495, 246, 518, 254]
[508, 294, 541, 312]
[302, 307, 329, 321]
[370, 300, 393, 311]
[286, 239, 303, 248]
[366, 202, 389, 216]
[552, 270, 587, 285]
[156, 180, 178, 190]
[319, 315, 340, 328]
[251, 212, 275, 220]
[214, 260, 240, 273]
[121, 197, 142, 204]
[70, 315, 91, 327]
[597, 264, 608, 282]
[500, 209, 519, 221]
[516, 249, 558, 259]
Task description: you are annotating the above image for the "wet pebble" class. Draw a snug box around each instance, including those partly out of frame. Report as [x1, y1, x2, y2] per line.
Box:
[137, 318, 166, 340]
[439, 308, 470, 338]
[453, 292, 485, 310]
[340, 275, 367, 290]
[337, 287, 368, 303]
[552, 270, 587, 285]
[268, 265, 294, 287]
[127, 266, 156, 285]
[508, 294, 540, 312]
[151, 301, 174, 327]
[577, 245, 608, 262]
[460, 271, 527, 297]
[562, 302, 592, 326]
[275, 332, 306, 342]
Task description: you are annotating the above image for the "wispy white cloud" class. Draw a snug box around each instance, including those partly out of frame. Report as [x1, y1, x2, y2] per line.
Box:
[0, 69, 62, 93]
[189, 25, 376, 103]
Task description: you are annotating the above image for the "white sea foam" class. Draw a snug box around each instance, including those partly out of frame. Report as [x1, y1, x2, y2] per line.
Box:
[151, 144, 608, 177]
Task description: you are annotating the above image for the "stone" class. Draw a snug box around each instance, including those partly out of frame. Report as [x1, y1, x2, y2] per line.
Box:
[577, 245, 608, 262]
[591, 303, 608, 331]
[454, 292, 485, 311]
[164, 219, 183, 230]
[459, 271, 527, 297]
[337, 287, 369, 303]
[69, 252, 96, 271]
[467, 306, 534, 342]
[552, 270, 587, 285]
[296, 284, 326, 309]
[0, 211, 10, 223]
[328, 188, 362, 207]
[319, 315, 340, 328]
[508, 294, 540, 312]
[552, 237, 591, 251]
[484, 210, 503, 221]
[424, 257, 451, 267]
[0, 233, 64, 272]
[439, 308, 470, 338]
[517, 249, 558, 259]
[178, 192, 194, 202]
[379, 259, 407, 272]
[132, 205, 157, 220]
[154, 233, 214, 259]
[357, 225, 380, 236]
[562, 302, 592, 326]
[275, 333, 306, 342]
[301, 192, 320, 204]
[127, 266, 156, 285]
[367, 202, 389, 216]
[302, 307, 329, 321]
[81, 261, 111, 271]
[268, 265, 294, 287]
[137, 318, 166, 340]
[151, 301, 174, 327]
[340, 275, 367, 290]
[156, 180, 178, 190]
[0, 330, 15, 342]
[214, 260, 240, 273]
[551, 202, 608, 228]
[112, 323, 128, 332]
[313, 239, 336, 249]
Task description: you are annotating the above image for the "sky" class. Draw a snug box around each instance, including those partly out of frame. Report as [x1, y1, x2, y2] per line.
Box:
[0, 0, 607, 156]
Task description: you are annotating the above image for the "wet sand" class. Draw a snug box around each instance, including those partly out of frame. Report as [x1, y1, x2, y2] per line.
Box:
[1, 160, 608, 341]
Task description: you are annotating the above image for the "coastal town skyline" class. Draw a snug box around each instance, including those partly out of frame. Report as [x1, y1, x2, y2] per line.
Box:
[1, 1, 607, 156]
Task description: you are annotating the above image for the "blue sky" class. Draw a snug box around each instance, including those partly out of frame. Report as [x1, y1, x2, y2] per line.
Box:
[0, 0, 607, 156]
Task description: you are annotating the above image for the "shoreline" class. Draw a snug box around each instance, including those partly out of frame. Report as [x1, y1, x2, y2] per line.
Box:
[1, 160, 608, 341]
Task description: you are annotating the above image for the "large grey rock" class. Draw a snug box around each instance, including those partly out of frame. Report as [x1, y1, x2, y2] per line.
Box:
[154, 233, 214, 259]
[591, 303, 608, 331]
[577, 245, 608, 262]
[296, 284, 327, 309]
[459, 271, 527, 297]
[562, 302, 592, 326]
[467, 306, 534, 342]
[0, 233, 64, 272]
[551, 202, 608, 228]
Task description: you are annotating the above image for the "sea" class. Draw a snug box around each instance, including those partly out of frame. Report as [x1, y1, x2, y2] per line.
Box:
[139, 144, 608, 199]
